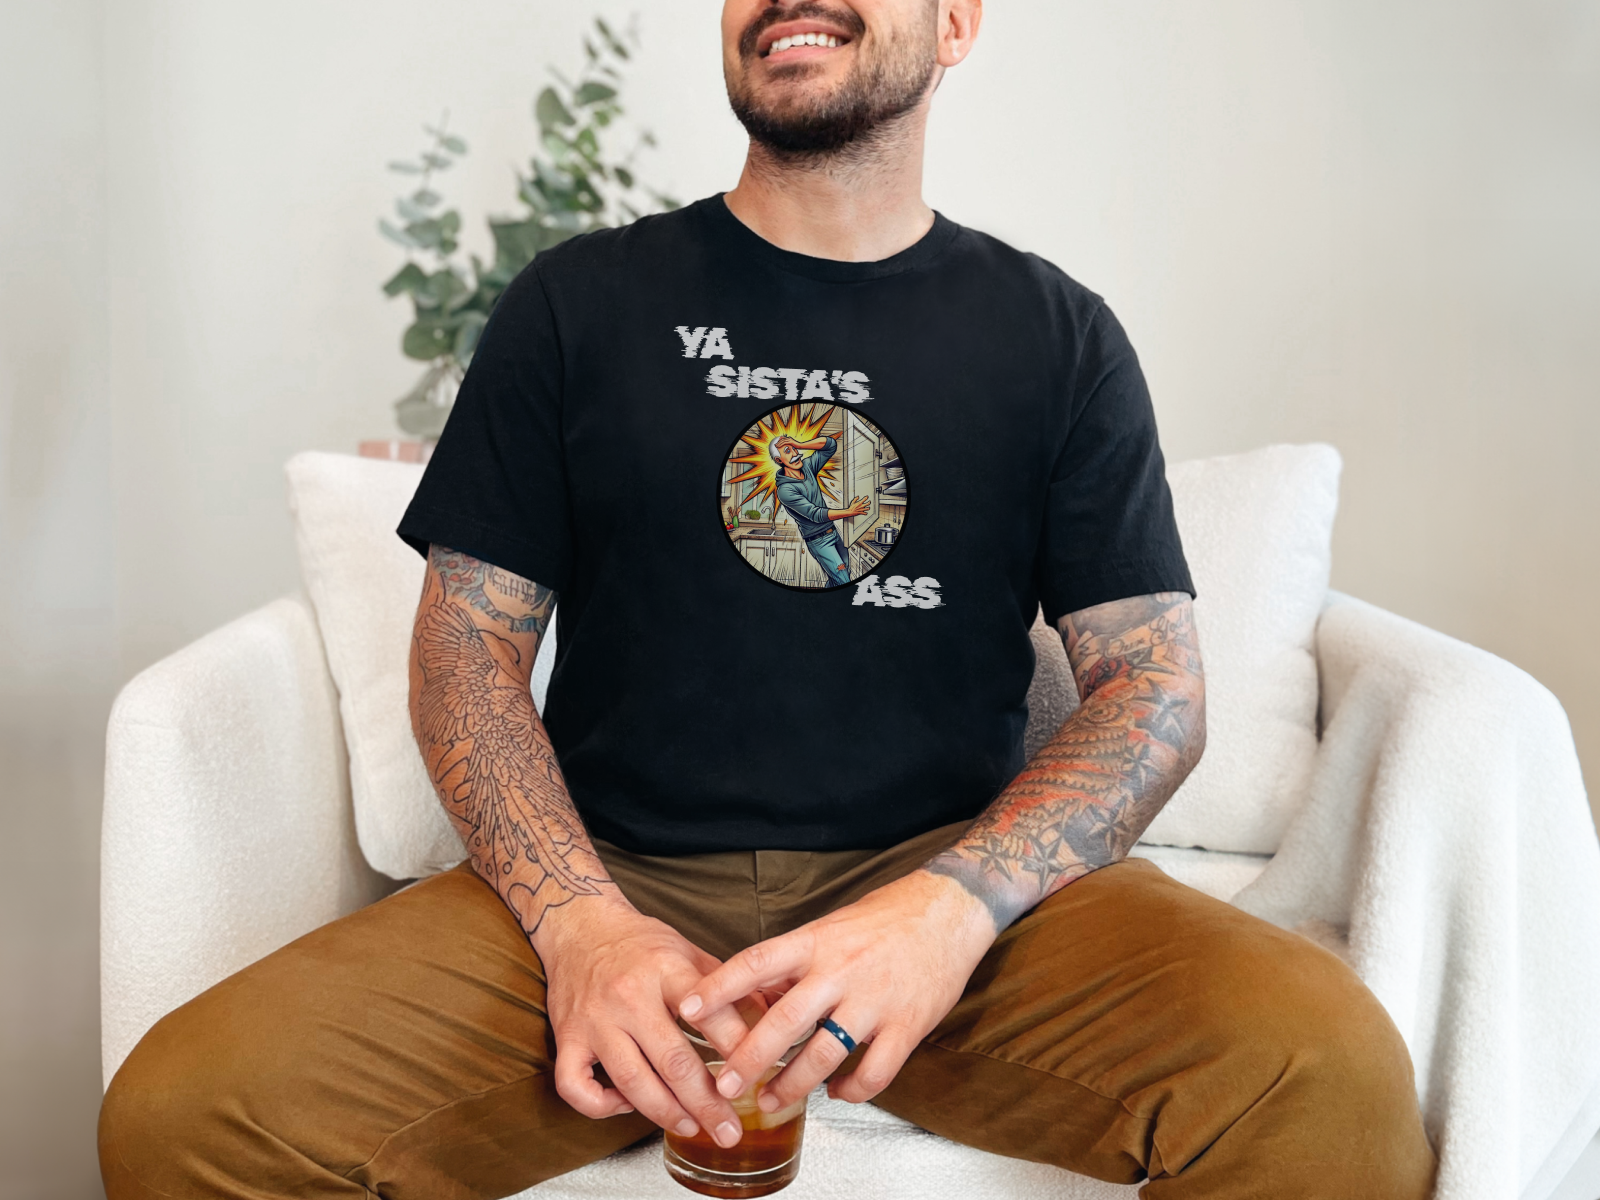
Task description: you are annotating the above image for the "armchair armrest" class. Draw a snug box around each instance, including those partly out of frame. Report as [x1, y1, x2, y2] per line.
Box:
[1235, 592, 1600, 1200]
[101, 593, 394, 1087]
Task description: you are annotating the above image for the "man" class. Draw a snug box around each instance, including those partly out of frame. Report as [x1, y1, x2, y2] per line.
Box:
[770, 433, 869, 586]
[99, 2, 1437, 1197]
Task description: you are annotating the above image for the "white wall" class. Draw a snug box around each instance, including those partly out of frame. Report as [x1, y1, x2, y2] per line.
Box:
[0, 0, 114, 709]
[0, 5, 111, 1196]
[96, 0, 1600, 817]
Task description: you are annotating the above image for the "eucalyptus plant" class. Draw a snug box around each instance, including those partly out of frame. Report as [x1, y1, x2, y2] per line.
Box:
[380, 17, 676, 436]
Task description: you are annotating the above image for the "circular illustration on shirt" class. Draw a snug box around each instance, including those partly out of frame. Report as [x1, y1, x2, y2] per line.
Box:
[717, 402, 908, 590]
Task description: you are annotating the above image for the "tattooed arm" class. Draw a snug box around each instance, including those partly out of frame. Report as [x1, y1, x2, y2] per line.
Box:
[408, 544, 621, 937]
[408, 545, 747, 1141]
[923, 591, 1206, 932]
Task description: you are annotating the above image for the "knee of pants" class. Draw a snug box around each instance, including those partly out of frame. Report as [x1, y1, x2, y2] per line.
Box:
[99, 1000, 280, 1196]
[100, 1032, 196, 1192]
[1175, 926, 1427, 1144]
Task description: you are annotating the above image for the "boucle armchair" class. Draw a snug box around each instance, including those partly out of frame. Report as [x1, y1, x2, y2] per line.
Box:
[101, 445, 1600, 1200]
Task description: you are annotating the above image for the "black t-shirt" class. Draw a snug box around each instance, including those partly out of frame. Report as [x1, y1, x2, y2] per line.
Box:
[398, 195, 1193, 855]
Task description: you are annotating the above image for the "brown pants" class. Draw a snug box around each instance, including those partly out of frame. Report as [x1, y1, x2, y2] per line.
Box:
[99, 823, 1435, 1199]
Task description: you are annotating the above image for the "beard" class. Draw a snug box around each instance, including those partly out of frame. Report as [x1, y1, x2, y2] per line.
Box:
[726, 1, 939, 158]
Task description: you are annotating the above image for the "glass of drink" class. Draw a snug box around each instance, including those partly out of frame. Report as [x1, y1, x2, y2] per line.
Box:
[663, 1025, 814, 1198]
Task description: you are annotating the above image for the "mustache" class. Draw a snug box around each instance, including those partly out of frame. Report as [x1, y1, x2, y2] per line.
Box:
[738, 1, 867, 60]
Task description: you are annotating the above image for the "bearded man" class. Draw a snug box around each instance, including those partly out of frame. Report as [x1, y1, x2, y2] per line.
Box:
[99, 4, 1437, 1198]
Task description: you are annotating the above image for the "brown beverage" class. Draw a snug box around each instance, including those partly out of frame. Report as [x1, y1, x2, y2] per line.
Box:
[664, 1064, 807, 1198]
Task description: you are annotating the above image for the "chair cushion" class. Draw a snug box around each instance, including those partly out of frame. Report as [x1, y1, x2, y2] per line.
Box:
[286, 454, 463, 877]
[286, 443, 1336, 879]
[515, 1091, 1143, 1199]
[1146, 444, 1339, 852]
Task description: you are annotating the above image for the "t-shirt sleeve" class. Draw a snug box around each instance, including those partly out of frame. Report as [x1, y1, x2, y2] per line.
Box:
[1037, 302, 1195, 626]
[396, 262, 574, 593]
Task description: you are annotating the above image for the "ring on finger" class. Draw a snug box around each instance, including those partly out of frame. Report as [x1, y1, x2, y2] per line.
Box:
[819, 1016, 858, 1054]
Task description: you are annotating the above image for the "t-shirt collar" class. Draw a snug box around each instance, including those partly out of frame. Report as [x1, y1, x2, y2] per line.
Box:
[697, 192, 960, 283]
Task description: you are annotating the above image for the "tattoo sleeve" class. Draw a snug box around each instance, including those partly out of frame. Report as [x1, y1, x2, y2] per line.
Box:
[409, 544, 620, 941]
[923, 592, 1206, 933]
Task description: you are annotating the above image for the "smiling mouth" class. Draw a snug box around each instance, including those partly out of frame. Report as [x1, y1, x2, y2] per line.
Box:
[761, 30, 853, 62]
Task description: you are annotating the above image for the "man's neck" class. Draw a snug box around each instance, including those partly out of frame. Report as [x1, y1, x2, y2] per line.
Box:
[722, 108, 935, 263]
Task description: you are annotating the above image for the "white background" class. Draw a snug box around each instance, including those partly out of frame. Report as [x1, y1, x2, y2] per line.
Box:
[2, 1, 1597, 1196]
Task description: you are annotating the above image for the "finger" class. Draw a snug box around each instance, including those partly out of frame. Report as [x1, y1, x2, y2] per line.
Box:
[634, 1017, 746, 1148]
[717, 977, 838, 1102]
[661, 958, 753, 1060]
[828, 1026, 917, 1104]
[593, 1031, 699, 1136]
[552, 1038, 636, 1120]
[680, 935, 811, 1027]
[692, 1001, 756, 1061]
[758, 1004, 871, 1113]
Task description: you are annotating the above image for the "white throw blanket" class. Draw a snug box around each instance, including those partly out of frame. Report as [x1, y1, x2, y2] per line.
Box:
[1237, 595, 1600, 1200]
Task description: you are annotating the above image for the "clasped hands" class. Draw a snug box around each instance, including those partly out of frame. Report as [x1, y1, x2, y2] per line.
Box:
[543, 869, 996, 1148]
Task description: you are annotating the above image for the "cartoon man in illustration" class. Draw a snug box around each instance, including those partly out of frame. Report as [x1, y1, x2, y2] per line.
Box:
[771, 433, 869, 586]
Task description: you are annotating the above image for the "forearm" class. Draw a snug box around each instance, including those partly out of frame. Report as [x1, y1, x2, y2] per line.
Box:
[417, 678, 627, 942]
[923, 592, 1205, 933]
[410, 546, 630, 952]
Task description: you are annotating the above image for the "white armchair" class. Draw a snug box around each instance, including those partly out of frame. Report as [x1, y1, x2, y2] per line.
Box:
[102, 450, 1600, 1200]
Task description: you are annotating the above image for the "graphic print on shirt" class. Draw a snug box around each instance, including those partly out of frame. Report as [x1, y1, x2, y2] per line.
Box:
[718, 402, 910, 591]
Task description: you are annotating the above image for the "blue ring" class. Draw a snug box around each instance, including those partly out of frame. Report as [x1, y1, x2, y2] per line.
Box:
[819, 1017, 857, 1054]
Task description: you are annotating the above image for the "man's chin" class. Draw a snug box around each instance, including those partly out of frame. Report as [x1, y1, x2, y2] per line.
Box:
[739, 68, 847, 114]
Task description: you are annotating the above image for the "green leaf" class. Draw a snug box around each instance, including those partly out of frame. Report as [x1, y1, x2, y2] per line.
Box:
[388, 160, 423, 174]
[489, 217, 548, 272]
[593, 109, 612, 128]
[422, 268, 470, 310]
[396, 197, 429, 222]
[534, 158, 578, 196]
[595, 17, 630, 59]
[440, 210, 462, 236]
[379, 218, 421, 249]
[411, 187, 442, 208]
[421, 152, 453, 170]
[402, 315, 462, 361]
[439, 134, 467, 154]
[574, 126, 599, 159]
[614, 165, 634, 188]
[404, 218, 443, 250]
[453, 311, 489, 362]
[382, 262, 428, 297]
[542, 129, 574, 159]
[573, 81, 617, 106]
[518, 176, 551, 213]
[536, 86, 576, 130]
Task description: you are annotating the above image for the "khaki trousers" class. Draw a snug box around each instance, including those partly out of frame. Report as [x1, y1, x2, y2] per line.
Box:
[99, 823, 1436, 1199]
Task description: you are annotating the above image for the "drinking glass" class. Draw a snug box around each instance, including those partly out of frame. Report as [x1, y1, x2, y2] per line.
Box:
[663, 1025, 814, 1198]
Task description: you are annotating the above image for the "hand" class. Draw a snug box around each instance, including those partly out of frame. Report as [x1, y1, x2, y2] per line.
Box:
[538, 899, 757, 1147]
[846, 496, 870, 518]
[677, 871, 995, 1126]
